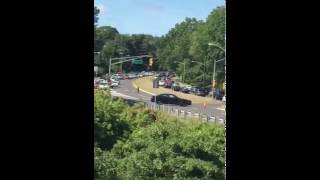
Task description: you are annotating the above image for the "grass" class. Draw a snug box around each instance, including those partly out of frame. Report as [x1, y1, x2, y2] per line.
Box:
[133, 77, 221, 105]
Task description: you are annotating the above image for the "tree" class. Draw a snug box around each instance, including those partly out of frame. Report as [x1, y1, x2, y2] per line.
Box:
[94, 6, 100, 27]
[95, 118, 225, 179]
[156, 6, 225, 87]
[94, 90, 155, 150]
[95, 26, 120, 52]
[94, 90, 130, 150]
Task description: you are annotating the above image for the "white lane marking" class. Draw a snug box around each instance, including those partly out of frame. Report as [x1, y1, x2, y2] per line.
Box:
[216, 108, 225, 111]
[110, 90, 139, 100]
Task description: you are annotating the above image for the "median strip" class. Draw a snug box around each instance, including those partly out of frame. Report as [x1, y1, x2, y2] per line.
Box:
[132, 81, 156, 96]
[132, 77, 222, 105]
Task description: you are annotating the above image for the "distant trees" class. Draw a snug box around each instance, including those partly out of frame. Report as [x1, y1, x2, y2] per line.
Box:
[157, 6, 225, 88]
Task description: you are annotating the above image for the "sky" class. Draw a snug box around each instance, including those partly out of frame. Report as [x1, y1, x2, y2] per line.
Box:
[94, 0, 225, 37]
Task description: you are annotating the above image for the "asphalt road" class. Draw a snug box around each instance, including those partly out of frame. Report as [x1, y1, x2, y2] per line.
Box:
[112, 78, 226, 119]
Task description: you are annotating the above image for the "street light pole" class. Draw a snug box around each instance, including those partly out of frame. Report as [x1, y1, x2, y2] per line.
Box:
[183, 62, 186, 83]
[208, 43, 225, 94]
[108, 57, 111, 76]
[191, 61, 206, 86]
[174, 60, 186, 83]
[94, 52, 101, 77]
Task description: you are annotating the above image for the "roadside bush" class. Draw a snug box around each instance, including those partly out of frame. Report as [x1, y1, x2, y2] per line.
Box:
[97, 118, 225, 179]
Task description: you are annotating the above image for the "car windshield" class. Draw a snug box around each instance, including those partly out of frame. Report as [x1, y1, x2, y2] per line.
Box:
[168, 94, 177, 99]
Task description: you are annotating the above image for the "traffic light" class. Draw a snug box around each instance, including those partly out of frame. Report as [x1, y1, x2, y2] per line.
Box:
[149, 58, 154, 66]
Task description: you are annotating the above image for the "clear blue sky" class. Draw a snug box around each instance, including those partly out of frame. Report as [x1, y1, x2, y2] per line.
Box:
[94, 0, 225, 37]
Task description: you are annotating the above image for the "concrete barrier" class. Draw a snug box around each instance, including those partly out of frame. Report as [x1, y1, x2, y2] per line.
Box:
[193, 113, 200, 119]
[143, 103, 224, 124]
[201, 114, 208, 122]
[187, 111, 192, 118]
[180, 110, 186, 118]
[209, 116, 216, 123]
[174, 109, 179, 116]
[218, 118, 224, 124]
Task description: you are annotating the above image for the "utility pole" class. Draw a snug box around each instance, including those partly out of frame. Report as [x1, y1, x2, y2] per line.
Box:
[174, 60, 186, 83]
[208, 43, 225, 95]
[183, 61, 186, 83]
[108, 57, 111, 76]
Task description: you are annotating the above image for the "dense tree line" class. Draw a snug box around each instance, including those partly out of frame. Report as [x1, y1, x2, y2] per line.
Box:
[157, 6, 225, 88]
[94, 90, 225, 180]
[94, 7, 159, 73]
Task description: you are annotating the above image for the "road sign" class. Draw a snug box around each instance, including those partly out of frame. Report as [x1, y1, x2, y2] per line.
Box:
[132, 59, 144, 65]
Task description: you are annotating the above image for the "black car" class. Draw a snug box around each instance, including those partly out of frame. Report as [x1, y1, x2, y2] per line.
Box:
[180, 87, 190, 93]
[195, 89, 206, 96]
[190, 87, 198, 94]
[151, 94, 192, 106]
[214, 90, 225, 100]
[172, 85, 181, 91]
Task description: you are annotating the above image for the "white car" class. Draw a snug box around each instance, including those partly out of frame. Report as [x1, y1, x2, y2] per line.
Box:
[110, 81, 120, 88]
[222, 96, 226, 102]
[98, 79, 107, 84]
[159, 80, 165, 86]
[127, 74, 135, 79]
[98, 82, 109, 90]
[110, 77, 120, 83]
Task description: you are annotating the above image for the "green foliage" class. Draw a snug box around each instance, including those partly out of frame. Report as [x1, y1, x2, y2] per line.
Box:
[95, 115, 225, 180]
[94, 90, 155, 150]
[94, 90, 129, 150]
[157, 6, 225, 87]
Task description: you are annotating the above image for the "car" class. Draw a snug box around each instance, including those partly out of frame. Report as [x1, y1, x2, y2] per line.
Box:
[111, 74, 121, 80]
[195, 89, 206, 96]
[158, 80, 165, 86]
[98, 82, 109, 90]
[110, 77, 120, 82]
[144, 71, 151, 76]
[110, 81, 120, 88]
[164, 80, 174, 88]
[150, 94, 192, 106]
[127, 73, 136, 79]
[116, 74, 127, 80]
[171, 83, 180, 91]
[97, 79, 107, 84]
[222, 95, 226, 102]
[213, 89, 225, 100]
[180, 87, 190, 93]
[190, 87, 198, 94]
[172, 85, 181, 91]
[95, 78, 104, 84]
[110, 78, 120, 87]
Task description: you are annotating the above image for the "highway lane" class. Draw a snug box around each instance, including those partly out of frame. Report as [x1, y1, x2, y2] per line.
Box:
[112, 79, 226, 119]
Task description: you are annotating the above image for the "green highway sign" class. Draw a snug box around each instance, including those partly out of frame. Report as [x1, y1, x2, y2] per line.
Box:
[132, 59, 144, 65]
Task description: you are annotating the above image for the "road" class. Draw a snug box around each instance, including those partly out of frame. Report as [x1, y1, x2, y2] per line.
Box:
[111, 78, 226, 119]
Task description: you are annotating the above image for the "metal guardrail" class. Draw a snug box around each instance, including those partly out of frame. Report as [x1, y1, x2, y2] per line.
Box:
[144, 103, 225, 124]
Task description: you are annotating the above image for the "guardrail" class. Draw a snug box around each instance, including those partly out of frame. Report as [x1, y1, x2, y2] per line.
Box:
[144, 103, 225, 124]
